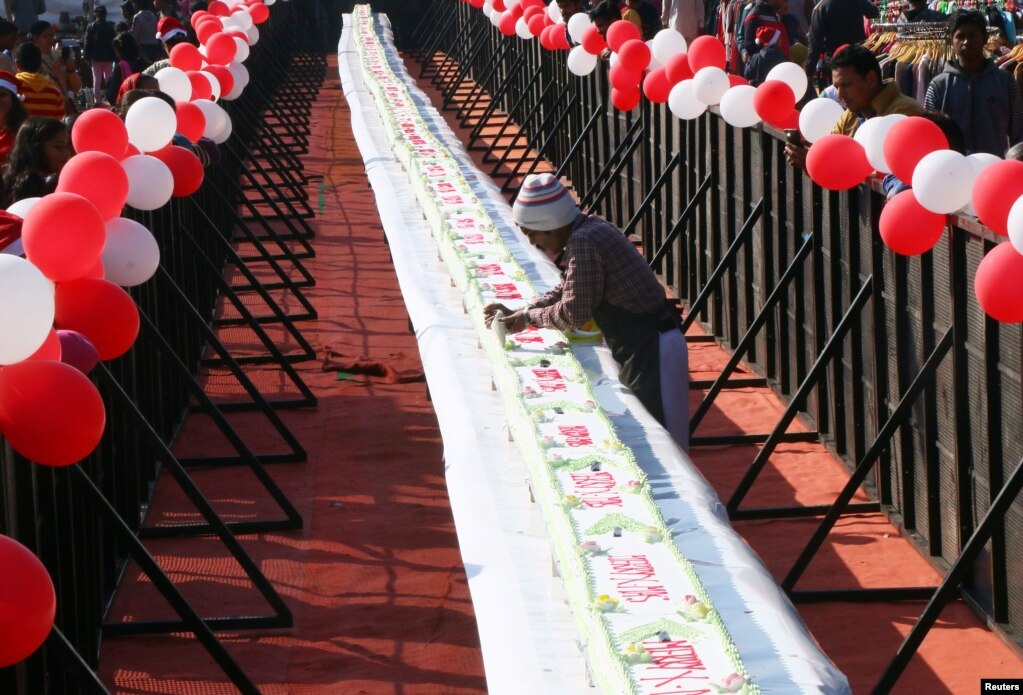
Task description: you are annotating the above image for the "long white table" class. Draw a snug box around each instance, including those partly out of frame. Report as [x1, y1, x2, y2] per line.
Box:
[338, 14, 850, 695]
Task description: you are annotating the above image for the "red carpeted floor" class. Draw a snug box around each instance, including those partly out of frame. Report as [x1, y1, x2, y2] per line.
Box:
[97, 51, 1022, 695]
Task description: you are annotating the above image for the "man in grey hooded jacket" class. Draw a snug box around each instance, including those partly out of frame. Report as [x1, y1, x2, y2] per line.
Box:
[925, 9, 1023, 156]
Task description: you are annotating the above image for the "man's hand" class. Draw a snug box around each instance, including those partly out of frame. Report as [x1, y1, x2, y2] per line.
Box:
[784, 142, 808, 170]
[501, 310, 529, 334]
[483, 302, 513, 328]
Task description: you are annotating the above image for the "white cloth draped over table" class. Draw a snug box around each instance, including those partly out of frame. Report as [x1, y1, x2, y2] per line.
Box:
[339, 13, 850, 695]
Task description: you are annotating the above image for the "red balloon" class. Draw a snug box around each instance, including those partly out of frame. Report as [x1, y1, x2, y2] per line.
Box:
[643, 67, 671, 103]
[0, 535, 55, 666]
[207, 0, 230, 16]
[527, 14, 546, 37]
[123, 142, 141, 159]
[169, 42, 204, 71]
[609, 62, 642, 90]
[606, 20, 641, 53]
[728, 74, 750, 87]
[492, 0, 506, 10]
[664, 52, 693, 85]
[22, 193, 105, 282]
[189, 9, 210, 26]
[971, 159, 1023, 237]
[0, 360, 105, 465]
[550, 23, 570, 51]
[55, 152, 129, 220]
[539, 25, 554, 50]
[499, 12, 518, 36]
[882, 116, 949, 185]
[54, 278, 139, 361]
[81, 257, 104, 280]
[687, 35, 726, 71]
[878, 190, 947, 255]
[522, 5, 545, 21]
[806, 134, 872, 191]
[151, 145, 205, 197]
[248, 2, 269, 24]
[71, 109, 128, 159]
[778, 108, 800, 130]
[204, 32, 237, 65]
[975, 241, 1023, 322]
[176, 101, 207, 143]
[26, 329, 61, 362]
[196, 20, 221, 45]
[469, 0, 484, 7]
[187, 70, 214, 100]
[753, 80, 795, 128]
[581, 25, 607, 55]
[618, 39, 651, 73]
[611, 87, 641, 111]
[203, 65, 234, 97]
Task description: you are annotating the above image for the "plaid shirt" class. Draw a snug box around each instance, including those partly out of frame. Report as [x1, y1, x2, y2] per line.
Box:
[526, 216, 669, 331]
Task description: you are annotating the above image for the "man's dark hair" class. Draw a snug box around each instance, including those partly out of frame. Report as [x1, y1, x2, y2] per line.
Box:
[28, 20, 51, 38]
[948, 9, 988, 36]
[95, 5, 108, 17]
[189, 0, 208, 13]
[15, 42, 43, 72]
[828, 44, 882, 82]
[589, 0, 619, 23]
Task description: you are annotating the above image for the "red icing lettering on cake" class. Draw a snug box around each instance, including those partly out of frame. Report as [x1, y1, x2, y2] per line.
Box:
[530, 368, 567, 393]
[557, 425, 592, 447]
[607, 555, 671, 602]
[461, 233, 485, 245]
[639, 640, 710, 694]
[568, 471, 622, 508]
[475, 263, 503, 276]
[492, 283, 522, 300]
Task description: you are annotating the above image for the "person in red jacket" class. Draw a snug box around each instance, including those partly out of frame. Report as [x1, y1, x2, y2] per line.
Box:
[0, 71, 28, 166]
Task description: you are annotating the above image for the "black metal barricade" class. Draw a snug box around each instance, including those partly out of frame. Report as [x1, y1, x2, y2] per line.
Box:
[0, 2, 326, 693]
[415, 0, 1023, 688]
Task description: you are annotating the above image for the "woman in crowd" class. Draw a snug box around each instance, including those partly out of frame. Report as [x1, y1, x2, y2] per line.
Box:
[104, 32, 148, 105]
[2, 117, 71, 205]
[0, 71, 28, 166]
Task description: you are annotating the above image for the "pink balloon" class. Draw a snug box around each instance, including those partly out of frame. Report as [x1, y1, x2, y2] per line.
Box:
[56, 329, 99, 374]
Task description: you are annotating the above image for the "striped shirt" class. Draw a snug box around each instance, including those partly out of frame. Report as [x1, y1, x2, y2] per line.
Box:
[17, 72, 66, 120]
[526, 215, 670, 331]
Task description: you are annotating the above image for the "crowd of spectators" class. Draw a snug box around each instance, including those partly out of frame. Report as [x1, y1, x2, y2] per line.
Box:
[0, 0, 217, 208]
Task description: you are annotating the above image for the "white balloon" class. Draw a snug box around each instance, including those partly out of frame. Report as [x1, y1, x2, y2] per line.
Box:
[232, 9, 254, 31]
[155, 66, 192, 102]
[651, 28, 687, 65]
[567, 45, 598, 76]
[1007, 196, 1023, 254]
[210, 109, 233, 144]
[125, 97, 176, 153]
[719, 85, 760, 128]
[0, 255, 55, 364]
[233, 36, 250, 61]
[646, 39, 662, 70]
[506, 0, 521, 10]
[482, 2, 493, 18]
[691, 66, 729, 106]
[102, 217, 160, 287]
[223, 60, 249, 100]
[515, 17, 533, 40]
[245, 24, 259, 45]
[121, 155, 174, 211]
[964, 153, 1001, 216]
[912, 150, 975, 214]
[490, 10, 504, 27]
[567, 13, 592, 43]
[6, 197, 41, 219]
[194, 99, 228, 140]
[854, 113, 905, 174]
[765, 62, 808, 101]
[199, 70, 222, 101]
[548, 2, 562, 23]
[798, 97, 845, 143]
[668, 80, 706, 120]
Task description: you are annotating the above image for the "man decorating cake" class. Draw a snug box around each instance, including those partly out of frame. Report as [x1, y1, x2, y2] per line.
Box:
[484, 174, 689, 451]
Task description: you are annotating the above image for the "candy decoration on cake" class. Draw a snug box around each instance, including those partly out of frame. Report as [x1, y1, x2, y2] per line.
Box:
[349, 8, 758, 694]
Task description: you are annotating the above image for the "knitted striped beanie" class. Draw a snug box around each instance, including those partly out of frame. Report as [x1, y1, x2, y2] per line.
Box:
[512, 174, 579, 231]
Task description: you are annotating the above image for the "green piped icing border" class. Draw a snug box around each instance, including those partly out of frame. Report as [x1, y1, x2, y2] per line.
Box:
[350, 10, 759, 694]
